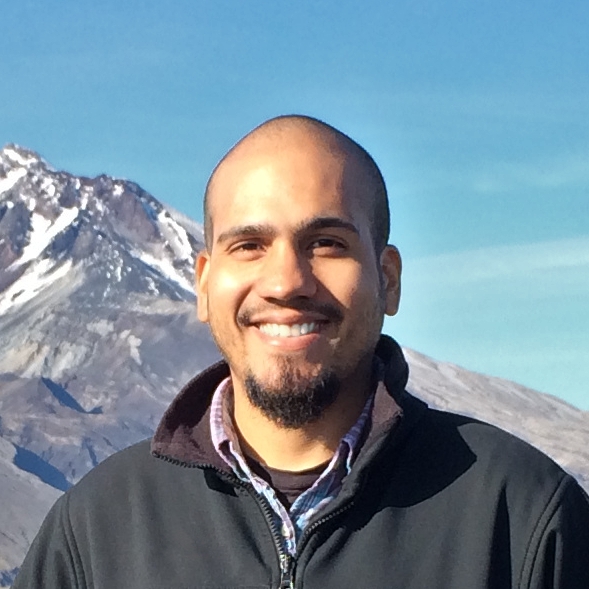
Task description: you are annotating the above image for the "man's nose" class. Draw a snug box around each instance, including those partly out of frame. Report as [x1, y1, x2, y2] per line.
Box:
[257, 243, 317, 300]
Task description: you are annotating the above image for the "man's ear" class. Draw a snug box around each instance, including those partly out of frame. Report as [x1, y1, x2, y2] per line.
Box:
[195, 250, 210, 323]
[380, 245, 402, 316]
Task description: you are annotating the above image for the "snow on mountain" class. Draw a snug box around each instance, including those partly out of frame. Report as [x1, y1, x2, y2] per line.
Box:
[0, 144, 201, 312]
[0, 143, 587, 584]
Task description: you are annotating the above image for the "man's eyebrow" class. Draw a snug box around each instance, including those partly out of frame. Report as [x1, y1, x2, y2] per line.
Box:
[216, 224, 277, 245]
[296, 217, 360, 235]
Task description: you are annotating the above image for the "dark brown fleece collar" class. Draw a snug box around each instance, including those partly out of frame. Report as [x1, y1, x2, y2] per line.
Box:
[151, 335, 412, 470]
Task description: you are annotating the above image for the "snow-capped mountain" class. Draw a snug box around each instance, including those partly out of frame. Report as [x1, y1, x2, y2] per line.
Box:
[0, 144, 587, 585]
[0, 144, 199, 309]
[0, 144, 220, 585]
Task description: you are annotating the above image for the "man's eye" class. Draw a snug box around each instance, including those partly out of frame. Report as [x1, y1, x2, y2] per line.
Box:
[310, 238, 346, 251]
[229, 242, 264, 257]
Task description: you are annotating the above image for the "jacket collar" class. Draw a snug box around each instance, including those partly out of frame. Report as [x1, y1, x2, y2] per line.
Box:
[151, 335, 423, 471]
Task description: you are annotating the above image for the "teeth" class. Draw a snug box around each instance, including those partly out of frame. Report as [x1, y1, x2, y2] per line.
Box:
[258, 322, 317, 338]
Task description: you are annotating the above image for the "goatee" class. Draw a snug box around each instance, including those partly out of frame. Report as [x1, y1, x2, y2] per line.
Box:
[244, 363, 341, 429]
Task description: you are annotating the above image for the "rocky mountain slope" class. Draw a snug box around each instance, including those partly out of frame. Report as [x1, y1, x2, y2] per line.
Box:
[0, 144, 587, 585]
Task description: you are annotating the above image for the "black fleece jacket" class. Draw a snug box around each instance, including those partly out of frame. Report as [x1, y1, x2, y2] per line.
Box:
[13, 336, 589, 588]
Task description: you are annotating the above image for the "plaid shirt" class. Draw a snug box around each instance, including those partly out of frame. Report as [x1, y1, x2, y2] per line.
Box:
[210, 377, 374, 556]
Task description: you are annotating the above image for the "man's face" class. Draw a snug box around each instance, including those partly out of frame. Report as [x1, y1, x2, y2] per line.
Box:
[196, 133, 400, 419]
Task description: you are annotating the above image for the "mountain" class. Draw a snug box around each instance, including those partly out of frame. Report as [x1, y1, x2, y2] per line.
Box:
[0, 144, 219, 585]
[0, 435, 61, 584]
[0, 144, 587, 585]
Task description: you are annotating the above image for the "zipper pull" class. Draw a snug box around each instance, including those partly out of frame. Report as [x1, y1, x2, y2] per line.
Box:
[279, 554, 294, 589]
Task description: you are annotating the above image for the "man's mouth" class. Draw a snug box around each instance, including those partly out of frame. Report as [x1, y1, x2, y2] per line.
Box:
[257, 322, 320, 338]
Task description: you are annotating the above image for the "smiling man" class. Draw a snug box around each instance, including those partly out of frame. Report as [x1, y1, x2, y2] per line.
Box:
[14, 116, 589, 589]
[196, 117, 400, 473]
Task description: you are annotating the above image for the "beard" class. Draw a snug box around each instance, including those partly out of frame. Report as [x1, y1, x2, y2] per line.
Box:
[244, 358, 341, 429]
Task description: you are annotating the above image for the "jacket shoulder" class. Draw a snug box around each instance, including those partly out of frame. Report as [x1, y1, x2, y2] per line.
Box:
[66, 439, 202, 509]
[72, 440, 154, 488]
[386, 400, 578, 514]
[434, 409, 568, 484]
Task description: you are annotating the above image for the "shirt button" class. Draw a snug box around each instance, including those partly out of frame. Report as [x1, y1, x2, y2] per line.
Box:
[281, 522, 290, 538]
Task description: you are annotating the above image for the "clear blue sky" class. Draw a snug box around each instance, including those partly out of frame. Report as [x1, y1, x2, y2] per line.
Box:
[2, 0, 588, 408]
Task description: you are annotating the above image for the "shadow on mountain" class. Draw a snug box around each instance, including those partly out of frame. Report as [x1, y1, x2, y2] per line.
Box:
[13, 445, 71, 492]
[0, 567, 19, 587]
[41, 377, 102, 414]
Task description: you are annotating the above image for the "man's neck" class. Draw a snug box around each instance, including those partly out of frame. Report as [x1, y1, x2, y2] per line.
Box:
[231, 371, 373, 472]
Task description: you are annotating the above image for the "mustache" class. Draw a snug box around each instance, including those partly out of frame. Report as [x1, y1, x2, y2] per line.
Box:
[237, 300, 344, 326]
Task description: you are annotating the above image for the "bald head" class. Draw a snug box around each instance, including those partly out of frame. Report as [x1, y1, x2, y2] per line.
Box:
[203, 115, 390, 253]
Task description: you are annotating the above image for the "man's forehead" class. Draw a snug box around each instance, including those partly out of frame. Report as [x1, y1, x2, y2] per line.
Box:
[208, 153, 363, 230]
[208, 130, 361, 208]
[203, 116, 386, 251]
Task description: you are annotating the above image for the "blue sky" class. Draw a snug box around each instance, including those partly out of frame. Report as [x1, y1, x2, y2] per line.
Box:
[2, 0, 588, 408]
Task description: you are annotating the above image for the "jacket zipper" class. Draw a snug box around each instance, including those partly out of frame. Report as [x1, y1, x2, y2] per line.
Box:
[279, 553, 294, 589]
[154, 455, 362, 588]
[251, 483, 295, 589]
[153, 455, 295, 589]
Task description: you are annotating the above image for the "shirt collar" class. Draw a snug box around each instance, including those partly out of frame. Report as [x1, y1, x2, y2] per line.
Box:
[210, 377, 374, 477]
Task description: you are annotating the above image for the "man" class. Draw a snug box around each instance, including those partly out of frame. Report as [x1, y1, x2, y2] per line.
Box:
[14, 116, 589, 588]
